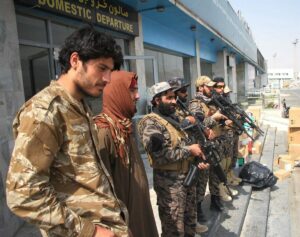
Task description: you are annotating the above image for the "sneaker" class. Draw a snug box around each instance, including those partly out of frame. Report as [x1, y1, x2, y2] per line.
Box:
[227, 172, 240, 186]
[196, 223, 208, 233]
[226, 186, 238, 196]
[229, 170, 242, 183]
[219, 183, 232, 202]
[228, 179, 240, 186]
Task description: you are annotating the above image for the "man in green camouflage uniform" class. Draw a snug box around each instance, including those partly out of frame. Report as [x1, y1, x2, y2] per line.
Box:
[168, 77, 209, 233]
[215, 82, 242, 186]
[138, 82, 209, 237]
[6, 27, 130, 237]
[189, 76, 232, 214]
[209, 77, 239, 199]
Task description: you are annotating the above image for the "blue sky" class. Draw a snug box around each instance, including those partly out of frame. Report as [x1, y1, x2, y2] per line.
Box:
[229, 0, 300, 69]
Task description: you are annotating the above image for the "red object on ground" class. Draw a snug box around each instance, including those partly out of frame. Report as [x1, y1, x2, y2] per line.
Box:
[248, 141, 253, 154]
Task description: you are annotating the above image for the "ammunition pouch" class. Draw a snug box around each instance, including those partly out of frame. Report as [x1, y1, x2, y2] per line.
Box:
[154, 158, 192, 173]
[139, 112, 191, 171]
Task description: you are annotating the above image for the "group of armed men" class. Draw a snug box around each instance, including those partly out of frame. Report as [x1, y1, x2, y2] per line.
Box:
[138, 75, 243, 237]
[5, 26, 246, 237]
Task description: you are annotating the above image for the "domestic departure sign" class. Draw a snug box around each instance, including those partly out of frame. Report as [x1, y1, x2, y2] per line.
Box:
[16, 0, 139, 36]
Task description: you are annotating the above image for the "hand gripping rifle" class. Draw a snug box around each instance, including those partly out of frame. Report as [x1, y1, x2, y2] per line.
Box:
[176, 98, 233, 197]
[211, 92, 258, 141]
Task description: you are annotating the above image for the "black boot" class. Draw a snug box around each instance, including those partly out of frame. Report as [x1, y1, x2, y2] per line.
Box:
[197, 202, 207, 222]
[210, 195, 224, 212]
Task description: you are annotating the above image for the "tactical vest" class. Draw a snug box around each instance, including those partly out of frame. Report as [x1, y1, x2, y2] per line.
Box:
[175, 107, 187, 122]
[138, 113, 192, 173]
[196, 100, 223, 137]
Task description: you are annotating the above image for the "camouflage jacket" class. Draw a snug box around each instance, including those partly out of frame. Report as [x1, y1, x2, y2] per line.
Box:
[6, 81, 129, 237]
[189, 98, 217, 128]
[189, 94, 230, 138]
[138, 112, 191, 168]
[175, 106, 188, 122]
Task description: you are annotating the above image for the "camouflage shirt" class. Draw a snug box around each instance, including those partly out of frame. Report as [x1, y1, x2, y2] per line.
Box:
[138, 112, 191, 167]
[175, 106, 188, 122]
[189, 97, 217, 128]
[6, 81, 129, 237]
[190, 93, 231, 140]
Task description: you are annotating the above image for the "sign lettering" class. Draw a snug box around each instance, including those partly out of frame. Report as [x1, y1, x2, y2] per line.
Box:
[16, 0, 139, 36]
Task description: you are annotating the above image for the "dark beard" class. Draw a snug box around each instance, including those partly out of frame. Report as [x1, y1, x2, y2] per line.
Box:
[203, 90, 211, 98]
[178, 95, 187, 103]
[77, 84, 93, 98]
[158, 102, 176, 116]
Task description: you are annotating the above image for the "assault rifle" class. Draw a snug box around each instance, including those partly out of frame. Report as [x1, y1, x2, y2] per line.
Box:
[217, 94, 264, 137]
[176, 98, 232, 197]
[210, 92, 262, 141]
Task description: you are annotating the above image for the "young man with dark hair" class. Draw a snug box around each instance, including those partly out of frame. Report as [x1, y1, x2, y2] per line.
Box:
[6, 26, 129, 237]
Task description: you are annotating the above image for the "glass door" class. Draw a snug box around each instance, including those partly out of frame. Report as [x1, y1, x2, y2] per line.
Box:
[19, 45, 52, 101]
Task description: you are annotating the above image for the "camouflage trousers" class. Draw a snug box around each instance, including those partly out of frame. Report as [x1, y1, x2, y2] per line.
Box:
[231, 133, 239, 168]
[196, 166, 220, 202]
[196, 137, 226, 202]
[154, 170, 196, 237]
[223, 130, 235, 158]
[220, 131, 235, 173]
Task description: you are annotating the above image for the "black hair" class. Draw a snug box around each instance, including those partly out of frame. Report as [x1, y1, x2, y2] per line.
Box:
[59, 26, 123, 73]
[213, 77, 225, 83]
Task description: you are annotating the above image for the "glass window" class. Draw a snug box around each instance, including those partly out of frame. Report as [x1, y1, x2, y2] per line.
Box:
[51, 23, 76, 46]
[144, 59, 155, 87]
[19, 45, 51, 101]
[32, 52, 51, 92]
[16, 14, 48, 43]
[201, 61, 213, 79]
[144, 48, 184, 82]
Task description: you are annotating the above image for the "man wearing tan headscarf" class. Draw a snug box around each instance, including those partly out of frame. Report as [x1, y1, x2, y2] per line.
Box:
[94, 71, 158, 237]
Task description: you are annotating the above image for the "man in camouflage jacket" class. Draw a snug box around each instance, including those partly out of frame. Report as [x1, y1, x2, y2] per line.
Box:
[168, 77, 209, 232]
[138, 81, 209, 237]
[213, 79, 242, 186]
[6, 27, 129, 237]
[189, 76, 232, 215]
